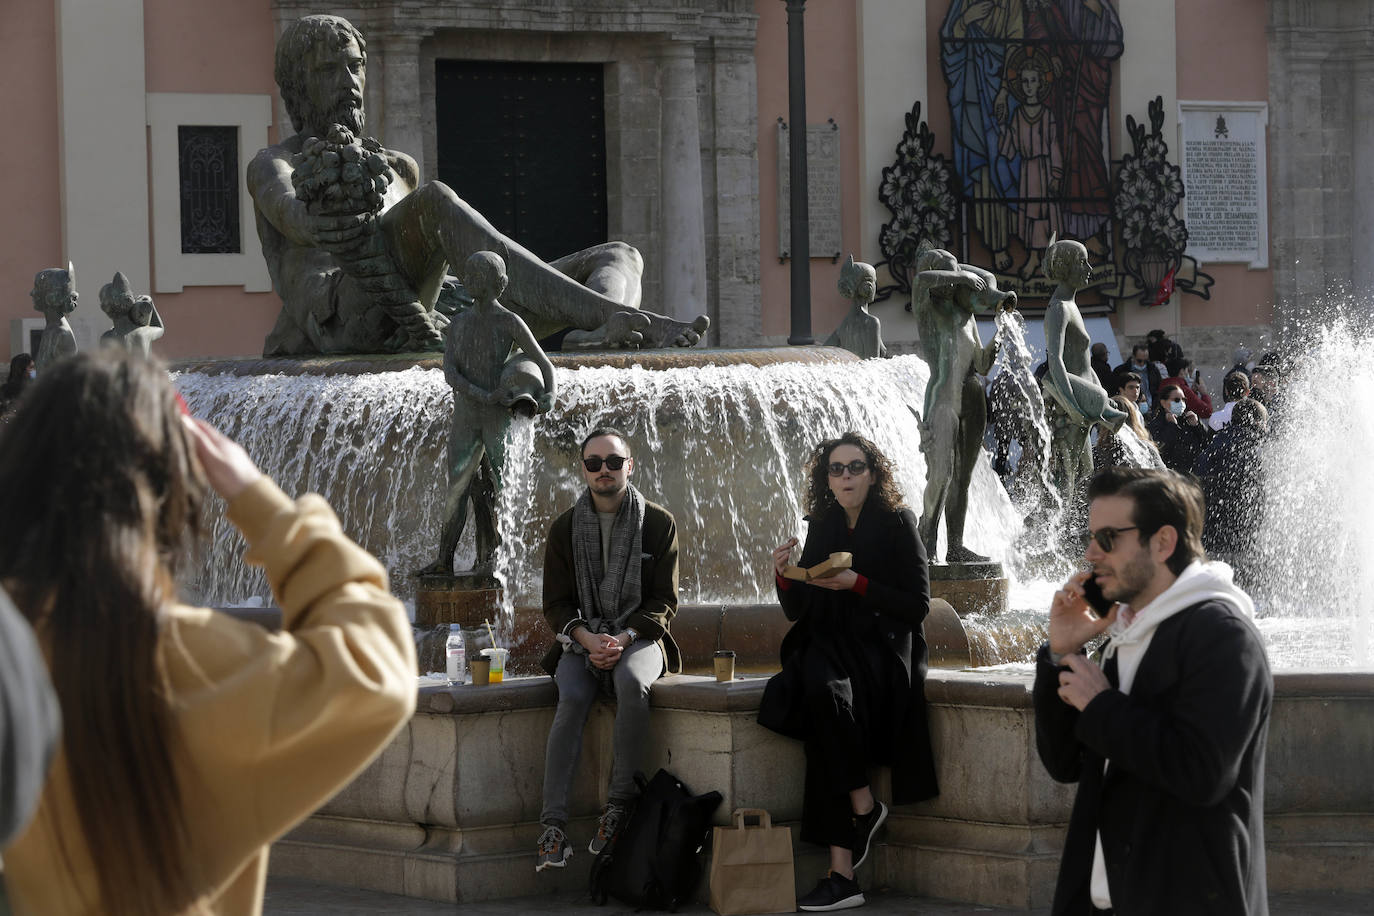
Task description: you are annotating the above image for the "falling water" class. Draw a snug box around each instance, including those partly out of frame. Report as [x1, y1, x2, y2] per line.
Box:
[1245, 317, 1374, 666]
[175, 355, 1022, 630]
[989, 309, 1073, 580]
[175, 324, 1369, 669]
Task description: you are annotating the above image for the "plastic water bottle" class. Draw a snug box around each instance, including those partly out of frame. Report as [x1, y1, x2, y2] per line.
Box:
[445, 624, 466, 685]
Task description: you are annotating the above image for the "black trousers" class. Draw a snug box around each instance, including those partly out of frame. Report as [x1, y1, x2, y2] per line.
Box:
[796, 635, 897, 849]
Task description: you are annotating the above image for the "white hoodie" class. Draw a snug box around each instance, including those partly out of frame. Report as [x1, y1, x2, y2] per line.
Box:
[1090, 560, 1256, 907]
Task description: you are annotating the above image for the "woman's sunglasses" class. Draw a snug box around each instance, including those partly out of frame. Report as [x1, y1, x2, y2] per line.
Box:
[583, 455, 628, 472]
[827, 460, 870, 477]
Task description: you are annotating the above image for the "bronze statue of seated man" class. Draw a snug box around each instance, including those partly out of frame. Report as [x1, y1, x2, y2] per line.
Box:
[249, 15, 708, 357]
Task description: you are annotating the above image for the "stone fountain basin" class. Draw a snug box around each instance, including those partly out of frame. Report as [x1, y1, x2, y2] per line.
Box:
[264, 668, 1374, 908]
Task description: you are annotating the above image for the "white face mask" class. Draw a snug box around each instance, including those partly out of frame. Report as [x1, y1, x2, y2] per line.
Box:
[1168, 400, 1185, 417]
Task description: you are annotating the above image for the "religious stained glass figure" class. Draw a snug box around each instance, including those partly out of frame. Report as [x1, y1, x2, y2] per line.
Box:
[1025, 0, 1123, 253]
[998, 46, 1062, 280]
[940, 0, 1024, 273]
[940, 0, 1123, 277]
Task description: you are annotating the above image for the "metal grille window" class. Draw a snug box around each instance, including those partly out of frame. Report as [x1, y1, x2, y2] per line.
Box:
[178, 125, 240, 254]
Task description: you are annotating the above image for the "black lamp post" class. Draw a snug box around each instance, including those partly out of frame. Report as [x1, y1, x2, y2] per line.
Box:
[784, 0, 813, 345]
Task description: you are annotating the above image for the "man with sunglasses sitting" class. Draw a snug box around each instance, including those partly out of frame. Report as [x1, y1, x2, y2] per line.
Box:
[535, 427, 681, 872]
[1034, 467, 1272, 915]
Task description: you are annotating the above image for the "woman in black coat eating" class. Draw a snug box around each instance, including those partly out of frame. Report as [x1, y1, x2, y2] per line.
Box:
[758, 432, 938, 912]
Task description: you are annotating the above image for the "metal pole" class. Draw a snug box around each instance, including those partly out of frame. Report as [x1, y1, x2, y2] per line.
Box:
[784, 0, 813, 344]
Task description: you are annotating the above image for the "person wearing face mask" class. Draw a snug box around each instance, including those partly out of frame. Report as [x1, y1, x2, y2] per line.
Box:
[759, 433, 937, 912]
[1160, 356, 1213, 420]
[0, 354, 36, 420]
[1145, 384, 1210, 471]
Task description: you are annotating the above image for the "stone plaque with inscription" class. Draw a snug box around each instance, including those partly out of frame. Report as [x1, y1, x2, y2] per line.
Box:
[777, 120, 842, 260]
[1181, 104, 1269, 267]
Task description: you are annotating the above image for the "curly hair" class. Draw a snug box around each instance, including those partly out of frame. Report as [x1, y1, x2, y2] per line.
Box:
[275, 15, 367, 134]
[804, 432, 906, 517]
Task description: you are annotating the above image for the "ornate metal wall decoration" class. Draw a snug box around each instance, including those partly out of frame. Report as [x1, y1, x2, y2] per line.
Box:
[1109, 96, 1213, 305]
[873, 101, 958, 304]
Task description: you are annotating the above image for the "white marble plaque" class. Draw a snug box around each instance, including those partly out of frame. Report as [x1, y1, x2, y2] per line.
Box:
[777, 120, 842, 260]
[1180, 102, 1269, 268]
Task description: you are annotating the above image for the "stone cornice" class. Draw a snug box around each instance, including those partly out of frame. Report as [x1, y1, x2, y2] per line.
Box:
[272, 1, 758, 42]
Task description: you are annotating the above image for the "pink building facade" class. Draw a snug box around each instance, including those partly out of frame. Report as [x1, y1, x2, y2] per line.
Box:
[3, 1, 1360, 368]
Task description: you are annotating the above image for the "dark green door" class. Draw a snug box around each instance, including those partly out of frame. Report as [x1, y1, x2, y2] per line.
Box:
[435, 60, 608, 261]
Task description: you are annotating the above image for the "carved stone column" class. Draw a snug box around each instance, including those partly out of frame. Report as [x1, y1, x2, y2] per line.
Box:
[1352, 57, 1374, 302]
[381, 31, 426, 180]
[658, 39, 709, 323]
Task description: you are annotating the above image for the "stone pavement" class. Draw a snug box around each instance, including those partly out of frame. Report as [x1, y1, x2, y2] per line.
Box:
[264, 877, 1370, 914]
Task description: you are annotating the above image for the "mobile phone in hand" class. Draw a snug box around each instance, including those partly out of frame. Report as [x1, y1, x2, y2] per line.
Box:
[1082, 575, 1114, 618]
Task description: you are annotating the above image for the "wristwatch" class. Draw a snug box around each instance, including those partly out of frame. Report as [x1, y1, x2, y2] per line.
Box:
[624, 627, 639, 644]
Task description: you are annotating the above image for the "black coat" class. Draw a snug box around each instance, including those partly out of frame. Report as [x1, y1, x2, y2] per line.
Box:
[1193, 427, 1266, 565]
[757, 502, 938, 805]
[540, 499, 682, 676]
[1033, 600, 1272, 916]
[1147, 410, 1210, 472]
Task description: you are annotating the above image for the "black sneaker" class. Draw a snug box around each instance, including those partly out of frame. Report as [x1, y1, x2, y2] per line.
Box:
[798, 871, 865, 911]
[851, 800, 888, 870]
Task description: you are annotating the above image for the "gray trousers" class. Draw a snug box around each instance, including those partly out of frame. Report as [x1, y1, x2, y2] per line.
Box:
[540, 639, 663, 827]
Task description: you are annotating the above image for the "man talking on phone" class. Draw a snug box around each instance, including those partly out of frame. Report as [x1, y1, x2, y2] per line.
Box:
[1034, 467, 1272, 915]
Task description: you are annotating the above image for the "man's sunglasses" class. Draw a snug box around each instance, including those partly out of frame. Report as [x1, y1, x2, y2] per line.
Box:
[583, 455, 628, 472]
[1080, 525, 1140, 552]
[827, 460, 870, 477]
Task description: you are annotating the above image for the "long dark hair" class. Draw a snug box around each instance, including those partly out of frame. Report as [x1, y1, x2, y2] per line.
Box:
[804, 432, 906, 517]
[0, 352, 205, 913]
[1, 353, 34, 400]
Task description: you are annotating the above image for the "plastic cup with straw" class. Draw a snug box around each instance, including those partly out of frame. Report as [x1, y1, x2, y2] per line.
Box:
[480, 618, 508, 683]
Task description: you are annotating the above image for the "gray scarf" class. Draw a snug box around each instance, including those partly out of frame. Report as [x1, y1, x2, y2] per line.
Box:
[572, 484, 644, 628]
[563, 484, 645, 689]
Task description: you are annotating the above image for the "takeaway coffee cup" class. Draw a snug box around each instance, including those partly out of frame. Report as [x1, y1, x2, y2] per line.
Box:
[469, 657, 491, 686]
[713, 650, 736, 683]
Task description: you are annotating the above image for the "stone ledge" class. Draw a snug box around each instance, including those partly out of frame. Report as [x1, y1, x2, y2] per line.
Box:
[271, 668, 1374, 907]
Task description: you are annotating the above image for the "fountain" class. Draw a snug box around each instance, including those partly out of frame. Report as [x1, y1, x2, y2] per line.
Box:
[176, 307, 1374, 674]
[175, 347, 1025, 670]
[179, 327, 1374, 908]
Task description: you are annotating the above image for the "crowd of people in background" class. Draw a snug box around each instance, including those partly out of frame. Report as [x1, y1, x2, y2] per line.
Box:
[996, 329, 1283, 590]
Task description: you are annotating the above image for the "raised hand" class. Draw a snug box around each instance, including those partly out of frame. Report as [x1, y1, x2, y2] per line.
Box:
[181, 417, 262, 502]
[773, 537, 799, 578]
[1048, 570, 1116, 658]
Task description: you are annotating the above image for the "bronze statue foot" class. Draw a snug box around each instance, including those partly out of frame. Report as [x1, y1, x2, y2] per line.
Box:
[945, 544, 991, 564]
[415, 558, 455, 577]
[646, 313, 710, 348]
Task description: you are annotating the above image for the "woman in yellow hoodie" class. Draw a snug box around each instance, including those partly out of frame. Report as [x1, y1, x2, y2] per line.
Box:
[0, 351, 417, 914]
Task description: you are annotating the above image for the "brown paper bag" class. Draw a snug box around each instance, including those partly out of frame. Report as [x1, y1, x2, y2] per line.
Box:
[708, 808, 796, 915]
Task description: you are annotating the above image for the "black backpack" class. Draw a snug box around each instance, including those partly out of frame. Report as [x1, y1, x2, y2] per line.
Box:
[589, 769, 723, 910]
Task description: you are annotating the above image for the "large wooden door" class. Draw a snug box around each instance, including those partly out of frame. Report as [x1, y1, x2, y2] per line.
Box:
[435, 60, 608, 261]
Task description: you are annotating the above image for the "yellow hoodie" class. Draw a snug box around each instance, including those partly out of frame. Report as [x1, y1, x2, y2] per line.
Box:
[2, 477, 417, 914]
